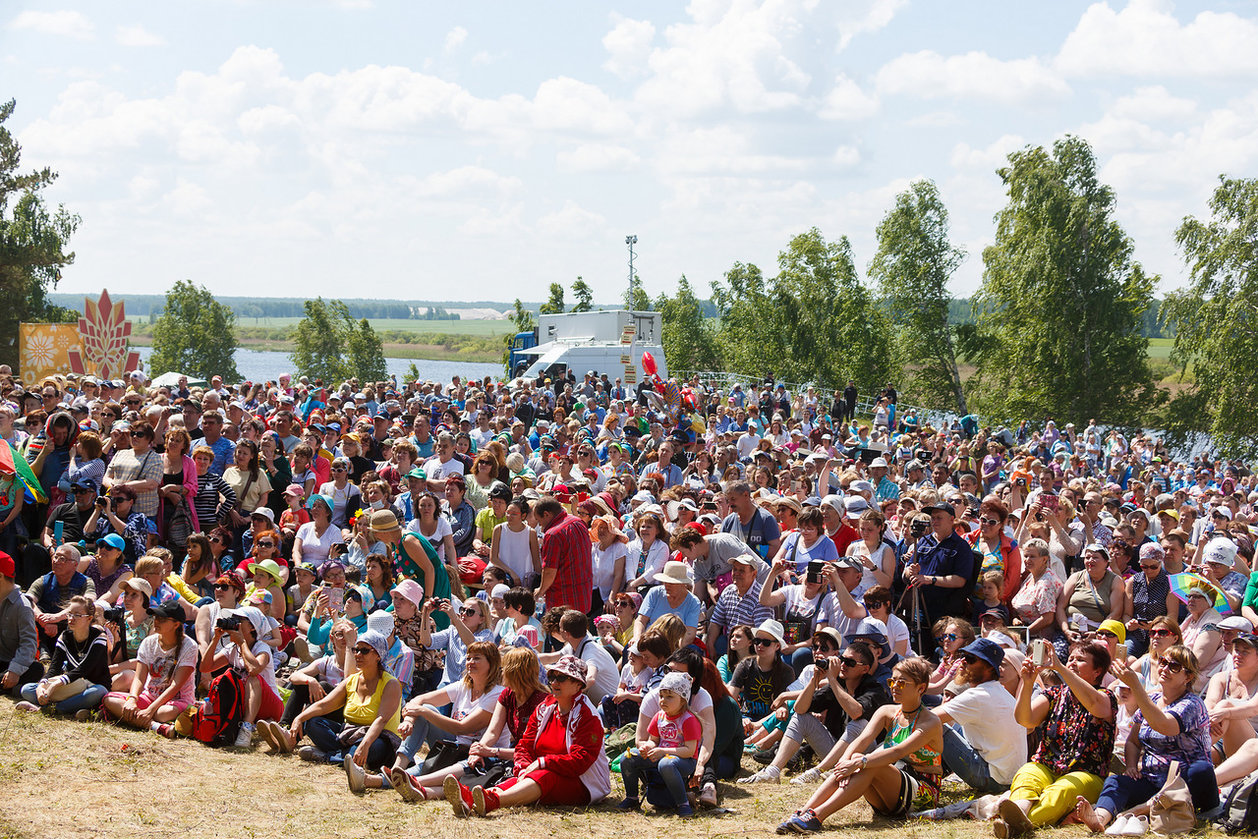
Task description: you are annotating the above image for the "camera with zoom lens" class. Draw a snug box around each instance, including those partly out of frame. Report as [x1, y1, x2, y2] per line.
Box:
[910, 519, 929, 539]
[216, 615, 242, 632]
[103, 606, 126, 624]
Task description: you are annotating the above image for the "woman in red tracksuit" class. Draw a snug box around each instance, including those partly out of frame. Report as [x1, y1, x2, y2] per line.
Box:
[445, 654, 611, 817]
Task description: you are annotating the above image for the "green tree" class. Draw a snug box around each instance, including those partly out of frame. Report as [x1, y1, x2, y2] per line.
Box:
[345, 317, 388, 382]
[149, 279, 241, 381]
[538, 283, 566, 315]
[657, 274, 720, 372]
[292, 297, 350, 383]
[624, 273, 651, 311]
[0, 99, 80, 372]
[964, 136, 1158, 424]
[570, 277, 593, 313]
[711, 261, 780, 377]
[1162, 176, 1258, 456]
[501, 298, 537, 374]
[870, 180, 967, 414]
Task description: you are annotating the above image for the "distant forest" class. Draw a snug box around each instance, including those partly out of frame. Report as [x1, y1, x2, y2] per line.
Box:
[48, 293, 1170, 337]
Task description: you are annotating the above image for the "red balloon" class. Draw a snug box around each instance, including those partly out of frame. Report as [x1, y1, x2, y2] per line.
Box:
[641, 351, 657, 377]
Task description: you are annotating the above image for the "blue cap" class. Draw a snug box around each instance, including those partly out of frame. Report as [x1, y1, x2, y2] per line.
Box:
[959, 637, 1005, 672]
[99, 533, 126, 551]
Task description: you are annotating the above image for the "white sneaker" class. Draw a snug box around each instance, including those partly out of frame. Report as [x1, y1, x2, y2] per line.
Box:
[1105, 816, 1131, 835]
[234, 722, 256, 748]
[1120, 815, 1149, 835]
[345, 753, 367, 793]
[738, 766, 780, 784]
[791, 766, 823, 785]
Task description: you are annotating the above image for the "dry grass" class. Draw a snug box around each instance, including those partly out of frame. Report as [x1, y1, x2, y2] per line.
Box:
[0, 701, 1159, 839]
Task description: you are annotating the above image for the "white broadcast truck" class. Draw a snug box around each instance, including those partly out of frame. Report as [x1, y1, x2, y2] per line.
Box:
[508, 309, 667, 386]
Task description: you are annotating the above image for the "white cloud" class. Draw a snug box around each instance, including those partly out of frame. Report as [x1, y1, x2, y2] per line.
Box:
[1057, 0, 1258, 78]
[556, 143, 640, 173]
[876, 50, 1069, 104]
[115, 24, 164, 47]
[9, 10, 94, 40]
[443, 26, 467, 53]
[535, 200, 607, 237]
[818, 73, 879, 120]
[162, 179, 212, 215]
[833, 145, 860, 167]
[1109, 85, 1197, 122]
[949, 134, 1027, 170]
[602, 15, 655, 78]
[836, 0, 907, 50]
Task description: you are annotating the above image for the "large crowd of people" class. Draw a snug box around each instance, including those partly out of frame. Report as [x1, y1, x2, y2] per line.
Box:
[2, 364, 1258, 834]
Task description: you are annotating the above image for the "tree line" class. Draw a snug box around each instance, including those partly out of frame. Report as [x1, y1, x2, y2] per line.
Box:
[2, 94, 1255, 454]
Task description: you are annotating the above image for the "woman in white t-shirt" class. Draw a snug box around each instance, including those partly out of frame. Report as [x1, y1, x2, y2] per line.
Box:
[590, 516, 629, 608]
[294, 495, 342, 568]
[100, 602, 197, 737]
[623, 514, 670, 591]
[407, 491, 455, 562]
[845, 509, 895, 597]
[368, 641, 505, 794]
[861, 585, 912, 657]
[760, 555, 831, 672]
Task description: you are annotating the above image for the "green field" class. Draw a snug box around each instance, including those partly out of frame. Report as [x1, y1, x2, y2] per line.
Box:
[1148, 337, 1174, 359]
[128, 316, 513, 337]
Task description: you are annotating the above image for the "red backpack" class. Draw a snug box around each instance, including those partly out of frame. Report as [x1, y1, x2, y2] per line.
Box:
[189, 667, 247, 747]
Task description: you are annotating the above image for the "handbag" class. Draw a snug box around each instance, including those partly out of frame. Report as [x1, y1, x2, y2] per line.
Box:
[1150, 760, 1196, 835]
[168, 497, 193, 548]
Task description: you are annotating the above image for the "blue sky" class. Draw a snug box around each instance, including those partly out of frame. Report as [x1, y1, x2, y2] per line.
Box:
[5, 0, 1258, 305]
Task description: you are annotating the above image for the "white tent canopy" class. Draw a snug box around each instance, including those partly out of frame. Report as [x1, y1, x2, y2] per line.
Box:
[150, 371, 208, 389]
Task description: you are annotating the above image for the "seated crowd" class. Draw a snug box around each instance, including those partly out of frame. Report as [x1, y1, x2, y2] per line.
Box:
[3, 368, 1258, 833]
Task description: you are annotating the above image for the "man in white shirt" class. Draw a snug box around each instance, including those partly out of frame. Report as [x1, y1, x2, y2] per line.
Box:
[934, 637, 1026, 793]
[538, 609, 618, 703]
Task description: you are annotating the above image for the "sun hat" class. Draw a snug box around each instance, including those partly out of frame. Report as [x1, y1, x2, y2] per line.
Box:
[653, 560, 694, 586]
[251, 559, 284, 583]
[546, 654, 589, 686]
[754, 618, 786, 646]
[367, 509, 402, 533]
[391, 579, 424, 608]
[367, 610, 396, 637]
[306, 493, 333, 513]
[659, 671, 693, 697]
[355, 629, 389, 661]
[250, 507, 276, 525]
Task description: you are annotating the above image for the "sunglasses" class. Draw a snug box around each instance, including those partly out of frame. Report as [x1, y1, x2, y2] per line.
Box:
[1157, 657, 1186, 674]
[838, 655, 861, 667]
[257, 541, 274, 548]
[1140, 563, 1161, 570]
[1096, 629, 1119, 639]
[862, 600, 888, 610]
[458, 607, 478, 616]
[888, 677, 914, 688]
[214, 583, 231, 590]
[332, 466, 347, 472]
[940, 633, 959, 642]
[1149, 628, 1176, 638]
[548, 673, 577, 685]
[209, 537, 222, 544]
[352, 647, 374, 656]
[753, 637, 778, 647]
[979, 517, 1000, 526]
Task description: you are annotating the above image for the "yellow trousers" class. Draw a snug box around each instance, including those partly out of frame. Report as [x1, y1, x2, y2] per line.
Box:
[1008, 762, 1104, 826]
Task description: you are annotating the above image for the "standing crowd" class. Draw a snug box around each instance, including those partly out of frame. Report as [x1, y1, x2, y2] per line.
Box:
[3, 365, 1258, 834]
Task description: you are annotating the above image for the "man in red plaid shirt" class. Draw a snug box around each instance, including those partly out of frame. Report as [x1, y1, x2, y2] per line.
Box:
[534, 498, 592, 614]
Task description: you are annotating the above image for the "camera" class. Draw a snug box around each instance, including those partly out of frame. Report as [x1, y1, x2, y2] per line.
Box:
[103, 606, 126, 624]
[216, 615, 242, 632]
[1015, 477, 1027, 488]
[910, 519, 929, 539]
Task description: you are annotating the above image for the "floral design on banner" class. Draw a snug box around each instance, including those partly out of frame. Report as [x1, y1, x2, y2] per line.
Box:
[68, 289, 141, 380]
[18, 324, 81, 385]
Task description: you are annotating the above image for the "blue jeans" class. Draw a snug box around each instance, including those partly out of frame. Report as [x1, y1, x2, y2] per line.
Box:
[397, 700, 453, 764]
[304, 715, 397, 770]
[19, 682, 106, 714]
[621, 749, 696, 808]
[788, 646, 815, 677]
[1095, 759, 1218, 816]
[941, 722, 1008, 794]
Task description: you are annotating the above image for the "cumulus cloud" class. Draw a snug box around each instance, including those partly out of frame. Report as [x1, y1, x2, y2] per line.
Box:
[818, 73, 879, 120]
[602, 15, 655, 78]
[876, 50, 1070, 104]
[836, 0, 907, 50]
[556, 143, 641, 173]
[443, 26, 468, 53]
[949, 134, 1028, 170]
[10, 10, 94, 40]
[1057, 0, 1258, 78]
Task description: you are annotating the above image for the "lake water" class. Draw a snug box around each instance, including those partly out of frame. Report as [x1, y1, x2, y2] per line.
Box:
[133, 346, 504, 385]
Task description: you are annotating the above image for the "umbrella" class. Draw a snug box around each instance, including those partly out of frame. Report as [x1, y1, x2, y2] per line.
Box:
[150, 371, 208, 389]
[0, 439, 47, 504]
[1167, 572, 1232, 616]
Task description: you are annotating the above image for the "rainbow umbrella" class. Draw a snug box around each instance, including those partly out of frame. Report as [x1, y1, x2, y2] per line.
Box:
[1167, 572, 1232, 616]
[0, 438, 48, 504]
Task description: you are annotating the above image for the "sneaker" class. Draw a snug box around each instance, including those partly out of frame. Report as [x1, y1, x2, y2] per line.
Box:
[298, 745, 328, 763]
[784, 810, 823, 834]
[1120, 815, 1149, 836]
[156, 723, 176, 739]
[1105, 816, 1131, 836]
[234, 722, 256, 748]
[266, 721, 294, 754]
[472, 786, 489, 817]
[74, 709, 93, 723]
[393, 769, 427, 802]
[13, 701, 40, 713]
[698, 782, 718, 808]
[677, 803, 696, 819]
[344, 753, 367, 793]
[444, 775, 472, 817]
[738, 766, 780, 784]
[751, 746, 778, 765]
[791, 766, 823, 785]
[617, 797, 641, 811]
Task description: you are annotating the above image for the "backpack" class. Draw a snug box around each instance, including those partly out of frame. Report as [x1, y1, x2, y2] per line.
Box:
[1215, 770, 1258, 834]
[189, 667, 247, 747]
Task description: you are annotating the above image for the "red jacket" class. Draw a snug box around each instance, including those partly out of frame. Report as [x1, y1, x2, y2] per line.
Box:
[514, 693, 611, 802]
